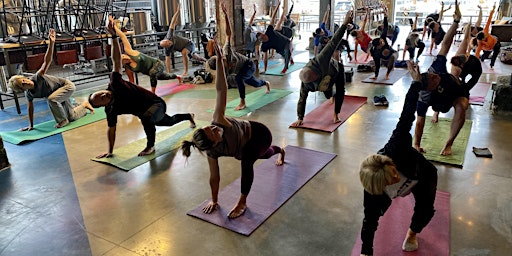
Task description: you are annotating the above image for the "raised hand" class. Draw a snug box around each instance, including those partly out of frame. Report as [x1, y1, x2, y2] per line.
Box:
[48, 28, 56, 42]
[407, 60, 421, 82]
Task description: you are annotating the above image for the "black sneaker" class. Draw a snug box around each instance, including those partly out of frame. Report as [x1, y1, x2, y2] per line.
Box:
[373, 96, 383, 106]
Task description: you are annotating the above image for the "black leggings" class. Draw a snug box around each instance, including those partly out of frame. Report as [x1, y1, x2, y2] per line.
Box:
[149, 61, 178, 88]
[240, 121, 282, 195]
[480, 41, 501, 67]
[141, 102, 192, 148]
[407, 41, 425, 59]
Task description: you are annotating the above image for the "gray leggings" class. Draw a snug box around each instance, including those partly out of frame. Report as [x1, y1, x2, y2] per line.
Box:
[47, 79, 87, 123]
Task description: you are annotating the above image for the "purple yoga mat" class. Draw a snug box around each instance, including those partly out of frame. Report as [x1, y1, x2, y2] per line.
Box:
[361, 69, 409, 85]
[469, 82, 491, 105]
[155, 83, 195, 97]
[187, 145, 337, 236]
[351, 190, 450, 256]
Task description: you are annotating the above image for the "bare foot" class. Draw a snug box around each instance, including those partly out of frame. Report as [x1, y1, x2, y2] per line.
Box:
[83, 101, 95, 114]
[177, 75, 183, 84]
[275, 148, 285, 166]
[234, 104, 246, 111]
[370, 76, 377, 80]
[402, 230, 418, 251]
[333, 113, 341, 123]
[138, 146, 155, 156]
[265, 81, 270, 94]
[291, 119, 303, 127]
[54, 119, 69, 128]
[414, 145, 426, 153]
[328, 97, 334, 104]
[228, 203, 246, 218]
[385, 75, 390, 80]
[440, 145, 452, 156]
[189, 113, 196, 128]
[181, 72, 188, 77]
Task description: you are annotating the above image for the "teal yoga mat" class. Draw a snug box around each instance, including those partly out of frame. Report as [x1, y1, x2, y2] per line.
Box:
[264, 62, 306, 76]
[420, 116, 472, 167]
[91, 120, 208, 171]
[207, 89, 292, 117]
[1, 109, 105, 145]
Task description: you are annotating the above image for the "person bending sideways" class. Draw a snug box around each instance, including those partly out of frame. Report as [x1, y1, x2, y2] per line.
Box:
[160, 4, 207, 76]
[290, 11, 352, 127]
[414, 0, 468, 156]
[9, 28, 94, 130]
[89, 18, 195, 157]
[110, 16, 181, 94]
[369, 6, 398, 80]
[181, 39, 285, 219]
[211, 2, 270, 111]
[359, 60, 438, 256]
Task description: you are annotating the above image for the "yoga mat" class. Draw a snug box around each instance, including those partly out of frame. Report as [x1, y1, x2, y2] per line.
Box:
[207, 89, 292, 117]
[349, 53, 373, 64]
[422, 48, 439, 56]
[290, 95, 367, 132]
[187, 145, 337, 236]
[155, 83, 195, 97]
[1, 109, 105, 145]
[351, 190, 450, 256]
[265, 62, 306, 76]
[469, 82, 491, 105]
[361, 69, 409, 85]
[420, 116, 472, 167]
[91, 120, 208, 171]
[259, 60, 281, 69]
[481, 62, 502, 74]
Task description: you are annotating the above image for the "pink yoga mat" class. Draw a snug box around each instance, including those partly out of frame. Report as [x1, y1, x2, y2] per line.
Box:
[481, 62, 502, 74]
[187, 145, 336, 236]
[350, 53, 373, 64]
[351, 190, 450, 256]
[155, 83, 195, 97]
[469, 82, 491, 105]
[362, 69, 409, 85]
[290, 95, 367, 132]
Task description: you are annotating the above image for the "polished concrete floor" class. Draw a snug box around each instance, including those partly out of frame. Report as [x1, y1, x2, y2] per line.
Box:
[1, 33, 512, 255]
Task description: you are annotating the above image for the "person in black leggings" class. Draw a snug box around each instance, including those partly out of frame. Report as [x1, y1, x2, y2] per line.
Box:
[181, 39, 285, 219]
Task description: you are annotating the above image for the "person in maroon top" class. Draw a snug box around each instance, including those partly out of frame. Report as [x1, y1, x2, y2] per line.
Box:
[88, 16, 196, 157]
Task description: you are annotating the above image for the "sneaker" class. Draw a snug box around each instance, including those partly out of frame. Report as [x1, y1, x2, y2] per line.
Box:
[290, 59, 295, 65]
[281, 68, 288, 74]
[380, 95, 389, 106]
[373, 96, 383, 106]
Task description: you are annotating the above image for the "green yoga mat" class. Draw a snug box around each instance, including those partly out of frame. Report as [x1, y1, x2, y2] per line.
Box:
[1, 109, 105, 145]
[91, 120, 208, 171]
[207, 89, 292, 117]
[420, 117, 472, 167]
[265, 62, 306, 76]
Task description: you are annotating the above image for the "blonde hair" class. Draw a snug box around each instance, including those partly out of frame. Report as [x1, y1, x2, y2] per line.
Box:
[359, 154, 397, 195]
[8, 75, 26, 93]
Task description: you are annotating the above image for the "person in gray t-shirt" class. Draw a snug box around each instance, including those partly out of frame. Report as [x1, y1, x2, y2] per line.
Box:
[8, 28, 94, 130]
[159, 4, 207, 76]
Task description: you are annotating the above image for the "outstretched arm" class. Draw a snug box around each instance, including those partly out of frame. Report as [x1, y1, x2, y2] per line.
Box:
[269, 0, 281, 26]
[107, 16, 122, 73]
[222, 2, 232, 43]
[438, 2, 445, 22]
[475, 5, 483, 28]
[361, 8, 369, 31]
[111, 17, 138, 56]
[412, 12, 419, 30]
[37, 28, 56, 76]
[248, 4, 257, 28]
[166, 4, 181, 39]
[212, 40, 230, 127]
[287, 0, 295, 17]
[322, 4, 331, 24]
[483, 3, 495, 34]
[275, 6, 287, 31]
[438, 0, 461, 56]
[456, 23, 472, 56]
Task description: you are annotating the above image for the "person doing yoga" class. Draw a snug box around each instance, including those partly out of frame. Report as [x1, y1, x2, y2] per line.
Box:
[181, 38, 285, 219]
[89, 17, 196, 158]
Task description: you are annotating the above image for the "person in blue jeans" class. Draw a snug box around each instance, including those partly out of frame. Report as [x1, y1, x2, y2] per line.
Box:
[210, 2, 270, 111]
[313, 4, 332, 57]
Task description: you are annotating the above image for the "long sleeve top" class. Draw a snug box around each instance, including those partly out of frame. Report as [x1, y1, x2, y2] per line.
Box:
[360, 81, 437, 255]
[370, 17, 396, 77]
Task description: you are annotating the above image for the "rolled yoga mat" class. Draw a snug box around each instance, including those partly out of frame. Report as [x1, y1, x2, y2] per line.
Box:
[91, 120, 208, 171]
[290, 95, 367, 133]
[419, 116, 472, 167]
[207, 89, 292, 118]
[351, 190, 450, 256]
[187, 145, 337, 236]
[1, 108, 105, 145]
[361, 68, 409, 85]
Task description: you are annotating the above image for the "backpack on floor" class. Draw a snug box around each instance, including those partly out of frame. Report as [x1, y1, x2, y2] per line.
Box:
[193, 68, 213, 84]
[357, 64, 374, 72]
[394, 60, 408, 67]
